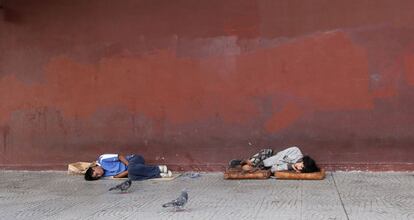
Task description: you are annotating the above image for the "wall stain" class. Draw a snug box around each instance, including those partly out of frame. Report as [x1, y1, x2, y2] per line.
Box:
[1, 125, 10, 161]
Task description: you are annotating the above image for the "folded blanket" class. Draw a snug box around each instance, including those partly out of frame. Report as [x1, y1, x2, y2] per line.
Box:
[275, 169, 326, 180]
[224, 167, 325, 180]
[224, 169, 271, 179]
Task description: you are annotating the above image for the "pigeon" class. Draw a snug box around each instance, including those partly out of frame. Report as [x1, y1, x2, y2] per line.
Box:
[109, 179, 132, 192]
[162, 190, 188, 211]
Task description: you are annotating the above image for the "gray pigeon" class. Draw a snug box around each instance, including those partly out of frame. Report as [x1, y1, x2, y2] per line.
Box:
[109, 179, 132, 192]
[162, 190, 188, 210]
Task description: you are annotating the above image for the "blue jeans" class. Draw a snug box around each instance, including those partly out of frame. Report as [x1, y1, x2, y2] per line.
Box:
[127, 155, 161, 181]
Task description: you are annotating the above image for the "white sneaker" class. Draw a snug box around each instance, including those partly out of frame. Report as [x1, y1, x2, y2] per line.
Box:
[160, 170, 172, 178]
[158, 165, 168, 173]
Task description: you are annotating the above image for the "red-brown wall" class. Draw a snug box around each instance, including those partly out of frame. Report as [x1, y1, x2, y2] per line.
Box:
[1, 0, 414, 171]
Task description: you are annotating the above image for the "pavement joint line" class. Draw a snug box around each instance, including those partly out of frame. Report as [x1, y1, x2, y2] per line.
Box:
[300, 180, 303, 220]
[331, 172, 350, 220]
[254, 192, 266, 219]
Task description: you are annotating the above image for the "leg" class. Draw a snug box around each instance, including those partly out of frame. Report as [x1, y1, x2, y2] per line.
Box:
[127, 154, 145, 164]
[128, 163, 161, 181]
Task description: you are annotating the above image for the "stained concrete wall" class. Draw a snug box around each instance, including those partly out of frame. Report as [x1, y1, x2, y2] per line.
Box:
[1, 0, 414, 170]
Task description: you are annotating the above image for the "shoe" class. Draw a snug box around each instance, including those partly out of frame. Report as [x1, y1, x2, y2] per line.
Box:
[158, 165, 168, 173]
[160, 170, 172, 178]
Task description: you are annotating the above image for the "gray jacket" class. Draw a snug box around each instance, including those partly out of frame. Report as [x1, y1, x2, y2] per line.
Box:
[263, 146, 303, 172]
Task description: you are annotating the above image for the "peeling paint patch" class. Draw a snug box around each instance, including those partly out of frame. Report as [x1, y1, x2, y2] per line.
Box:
[176, 36, 241, 58]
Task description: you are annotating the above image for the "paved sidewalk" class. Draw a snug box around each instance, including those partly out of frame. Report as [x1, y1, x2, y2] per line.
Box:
[0, 171, 413, 220]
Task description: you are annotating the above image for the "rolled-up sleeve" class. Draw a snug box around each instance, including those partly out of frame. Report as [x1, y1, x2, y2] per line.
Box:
[98, 154, 119, 163]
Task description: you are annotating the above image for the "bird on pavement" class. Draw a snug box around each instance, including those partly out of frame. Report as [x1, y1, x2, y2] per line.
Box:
[162, 190, 188, 211]
[109, 179, 132, 193]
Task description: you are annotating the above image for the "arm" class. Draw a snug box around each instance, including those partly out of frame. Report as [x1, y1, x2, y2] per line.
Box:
[282, 147, 303, 163]
[113, 170, 128, 178]
[263, 147, 303, 172]
[118, 154, 129, 166]
[263, 154, 289, 172]
[277, 147, 303, 172]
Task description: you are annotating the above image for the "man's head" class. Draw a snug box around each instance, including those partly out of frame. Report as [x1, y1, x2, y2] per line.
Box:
[84, 165, 104, 181]
[291, 156, 320, 173]
[301, 156, 320, 173]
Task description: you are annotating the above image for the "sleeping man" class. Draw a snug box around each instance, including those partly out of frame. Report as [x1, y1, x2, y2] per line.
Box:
[84, 154, 172, 181]
[233, 146, 320, 173]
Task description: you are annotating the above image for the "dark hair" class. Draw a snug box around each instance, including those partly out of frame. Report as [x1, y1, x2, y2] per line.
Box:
[84, 167, 99, 181]
[301, 156, 320, 173]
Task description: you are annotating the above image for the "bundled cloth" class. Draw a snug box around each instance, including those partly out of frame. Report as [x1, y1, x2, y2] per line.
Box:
[67, 161, 96, 175]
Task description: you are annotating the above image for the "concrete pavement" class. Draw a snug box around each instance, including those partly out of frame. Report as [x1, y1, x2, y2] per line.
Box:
[0, 171, 413, 220]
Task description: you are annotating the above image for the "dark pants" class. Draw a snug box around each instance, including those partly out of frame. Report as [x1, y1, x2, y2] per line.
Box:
[127, 155, 161, 181]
